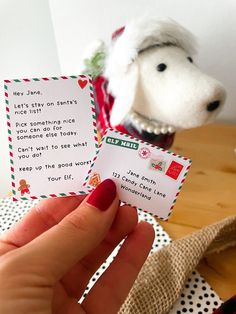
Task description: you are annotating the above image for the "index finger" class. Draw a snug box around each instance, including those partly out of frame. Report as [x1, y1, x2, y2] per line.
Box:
[0, 195, 86, 255]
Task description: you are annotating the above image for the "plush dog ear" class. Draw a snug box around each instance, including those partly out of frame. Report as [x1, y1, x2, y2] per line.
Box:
[110, 63, 138, 126]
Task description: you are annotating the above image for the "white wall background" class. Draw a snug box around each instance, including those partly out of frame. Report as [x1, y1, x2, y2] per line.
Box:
[0, 0, 235, 195]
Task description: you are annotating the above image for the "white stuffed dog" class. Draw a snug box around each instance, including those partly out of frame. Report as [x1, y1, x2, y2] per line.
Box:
[82, 17, 226, 149]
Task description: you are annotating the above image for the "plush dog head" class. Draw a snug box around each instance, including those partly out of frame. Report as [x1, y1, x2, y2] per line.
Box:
[105, 18, 226, 135]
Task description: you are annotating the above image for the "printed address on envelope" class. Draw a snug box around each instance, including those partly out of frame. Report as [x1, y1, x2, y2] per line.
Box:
[5, 75, 97, 200]
[85, 129, 192, 219]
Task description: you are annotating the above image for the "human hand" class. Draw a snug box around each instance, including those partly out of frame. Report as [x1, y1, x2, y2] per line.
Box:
[0, 179, 154, 313]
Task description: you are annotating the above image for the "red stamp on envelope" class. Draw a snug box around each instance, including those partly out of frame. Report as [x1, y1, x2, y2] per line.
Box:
[166, 161, 184, 180]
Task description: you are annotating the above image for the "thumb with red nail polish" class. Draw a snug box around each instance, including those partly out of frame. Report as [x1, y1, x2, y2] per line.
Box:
[87, 179, 117, 211]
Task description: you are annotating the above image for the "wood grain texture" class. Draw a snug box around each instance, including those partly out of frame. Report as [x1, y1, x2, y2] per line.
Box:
[159, 123, 236, 301]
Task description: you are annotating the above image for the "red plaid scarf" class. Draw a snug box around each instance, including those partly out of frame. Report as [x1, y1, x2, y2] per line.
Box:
[93, 75, 128, 137]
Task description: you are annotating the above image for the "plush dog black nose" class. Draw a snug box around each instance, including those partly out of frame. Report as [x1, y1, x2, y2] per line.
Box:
[207, 100, 221, 112]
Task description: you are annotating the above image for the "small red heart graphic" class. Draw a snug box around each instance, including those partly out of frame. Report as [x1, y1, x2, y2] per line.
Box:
[78, 79, 88, 89]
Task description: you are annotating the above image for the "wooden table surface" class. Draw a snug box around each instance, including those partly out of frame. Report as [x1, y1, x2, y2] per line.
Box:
[159, 123, 236, 301]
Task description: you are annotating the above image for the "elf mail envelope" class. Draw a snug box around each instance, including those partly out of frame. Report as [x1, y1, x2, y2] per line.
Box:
[85, 129, 192, 220]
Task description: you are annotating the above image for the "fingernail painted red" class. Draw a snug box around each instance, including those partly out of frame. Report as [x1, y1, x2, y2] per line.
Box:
[87, 179, 116, 211]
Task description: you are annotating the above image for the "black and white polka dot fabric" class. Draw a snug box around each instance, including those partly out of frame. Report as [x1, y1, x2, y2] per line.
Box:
[0, 199, 222, 313]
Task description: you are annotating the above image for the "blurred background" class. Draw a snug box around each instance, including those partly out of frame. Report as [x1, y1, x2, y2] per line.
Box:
[0, 0, 235, 196]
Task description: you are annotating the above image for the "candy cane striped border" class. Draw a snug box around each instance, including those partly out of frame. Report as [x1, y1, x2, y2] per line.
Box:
[4, 75, 98, 201]
[83, 128, 192, 220]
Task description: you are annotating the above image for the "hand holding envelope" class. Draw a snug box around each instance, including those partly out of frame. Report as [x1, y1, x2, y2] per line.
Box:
[4, 75, 191, 219]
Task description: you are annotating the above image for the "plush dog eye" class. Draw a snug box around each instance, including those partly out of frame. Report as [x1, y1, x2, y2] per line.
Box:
[187, 56, 193, 63]
[157, 63, 167, 72]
